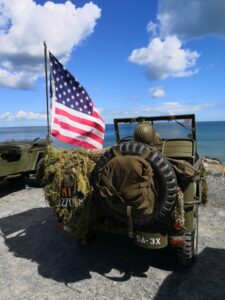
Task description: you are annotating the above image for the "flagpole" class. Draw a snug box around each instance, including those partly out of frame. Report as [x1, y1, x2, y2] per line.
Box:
[43, 41, 50, 140]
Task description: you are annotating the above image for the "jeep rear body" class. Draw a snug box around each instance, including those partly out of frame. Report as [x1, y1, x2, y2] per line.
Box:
[91, 114, 202, 250]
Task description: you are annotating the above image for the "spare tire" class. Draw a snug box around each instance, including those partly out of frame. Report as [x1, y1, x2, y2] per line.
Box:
[92, 141, 177, 225]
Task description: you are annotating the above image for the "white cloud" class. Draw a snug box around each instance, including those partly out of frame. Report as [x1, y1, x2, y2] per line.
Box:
[0, 111, 13, 121]
[146, 21, 158, 37]
[0, 68, 36, 89]
[150, 87, 165, 98]
[157, 0, 225, 40]
[103, 102, 214, 119]
[160, 102, 214, 115]
[128, 36, 199, 80]
[0, 0, 101, 89]
[0, 110, 47, 121]
[16, 110, 47, 120]
[129, 95, 140, 101]
[133, 102, 214, 116]
[129, 0, 225, 81]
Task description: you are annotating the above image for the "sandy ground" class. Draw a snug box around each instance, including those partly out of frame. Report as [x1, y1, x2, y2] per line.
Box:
[0, 176, 225, 300]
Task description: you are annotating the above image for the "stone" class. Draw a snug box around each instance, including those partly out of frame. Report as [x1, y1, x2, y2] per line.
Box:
[203, 157, 225, 177]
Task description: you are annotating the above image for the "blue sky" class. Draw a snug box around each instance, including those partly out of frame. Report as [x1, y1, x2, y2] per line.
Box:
[0, 0, 225, 126]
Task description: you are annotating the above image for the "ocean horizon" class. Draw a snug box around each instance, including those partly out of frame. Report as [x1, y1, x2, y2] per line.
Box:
[0, 121, 225, 163]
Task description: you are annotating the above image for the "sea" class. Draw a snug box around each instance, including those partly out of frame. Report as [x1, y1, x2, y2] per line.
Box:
[0, 121, 225, 163]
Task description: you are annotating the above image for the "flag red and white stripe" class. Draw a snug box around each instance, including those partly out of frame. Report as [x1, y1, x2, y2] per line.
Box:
[49, 52, 105, 149]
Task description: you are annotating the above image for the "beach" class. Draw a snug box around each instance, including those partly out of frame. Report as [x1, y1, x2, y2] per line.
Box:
[0, 173, 225, 299]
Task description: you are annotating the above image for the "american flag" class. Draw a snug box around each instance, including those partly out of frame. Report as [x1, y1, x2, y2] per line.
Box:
[49, 52, 105, 149]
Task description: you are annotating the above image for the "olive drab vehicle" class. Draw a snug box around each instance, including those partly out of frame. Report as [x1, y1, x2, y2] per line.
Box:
[110, 114, 203, 266]
[0, 139, 48, 185]
[45, 114, 205, 267]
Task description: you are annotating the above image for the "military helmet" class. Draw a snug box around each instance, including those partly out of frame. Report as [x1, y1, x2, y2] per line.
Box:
[134, 122, 156, 145]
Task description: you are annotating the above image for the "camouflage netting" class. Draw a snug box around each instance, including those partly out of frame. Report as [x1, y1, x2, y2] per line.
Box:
[44, 145, 96, 243]
[171, 187, 186, 230]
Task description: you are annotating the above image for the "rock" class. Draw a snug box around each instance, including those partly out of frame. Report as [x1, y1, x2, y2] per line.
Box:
[203, 156, 225, 176]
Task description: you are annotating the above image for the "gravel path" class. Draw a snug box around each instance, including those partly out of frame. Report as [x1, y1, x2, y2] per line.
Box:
[0, 176, 225, 300]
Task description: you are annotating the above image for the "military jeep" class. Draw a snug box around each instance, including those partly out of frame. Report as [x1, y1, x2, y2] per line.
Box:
[0, 139, 48, 185]
[45, 114, 204, 267]
[91, 114, 204, 266]
[104, 113, 204, 266]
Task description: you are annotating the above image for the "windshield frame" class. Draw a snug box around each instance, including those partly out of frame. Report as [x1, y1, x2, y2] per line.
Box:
[113, 114, 196, 143]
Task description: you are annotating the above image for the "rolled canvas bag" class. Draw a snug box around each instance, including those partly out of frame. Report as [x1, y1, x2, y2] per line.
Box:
[168, 158, 196, 180]
[167, 158, 196, 191]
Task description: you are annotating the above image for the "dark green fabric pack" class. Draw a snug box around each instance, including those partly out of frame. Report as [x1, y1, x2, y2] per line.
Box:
[96, 155, 156, 217]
